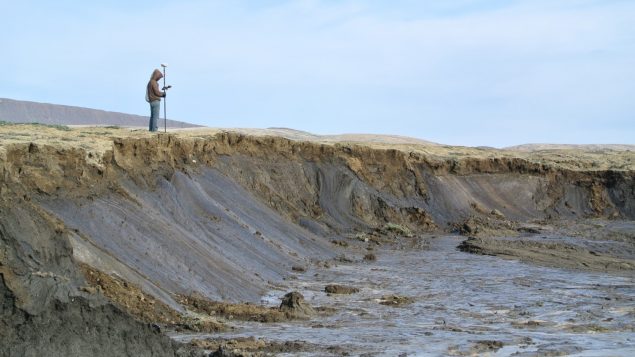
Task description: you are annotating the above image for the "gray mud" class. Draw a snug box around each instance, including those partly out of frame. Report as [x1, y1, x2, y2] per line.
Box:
[0, 201, 181, 357]
[458, 220, 635, 274]
[41, 168, 336, 304]
[174, 236, 635, 356]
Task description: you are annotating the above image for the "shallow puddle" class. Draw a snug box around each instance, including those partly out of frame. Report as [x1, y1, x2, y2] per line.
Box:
[173, 236, 635, 356]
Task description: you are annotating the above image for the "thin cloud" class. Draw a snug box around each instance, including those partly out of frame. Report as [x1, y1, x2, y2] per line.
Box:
[2, 0, 634, 146]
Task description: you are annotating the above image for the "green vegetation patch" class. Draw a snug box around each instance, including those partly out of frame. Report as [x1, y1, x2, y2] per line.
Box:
[383, 223, 414, 237]
[30, 122, 72, 131]
[0, 121, 71, 131]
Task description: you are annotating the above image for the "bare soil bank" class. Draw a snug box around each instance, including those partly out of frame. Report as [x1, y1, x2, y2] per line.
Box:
[0, 201, 182, 357]
[1, 124, 633, 355]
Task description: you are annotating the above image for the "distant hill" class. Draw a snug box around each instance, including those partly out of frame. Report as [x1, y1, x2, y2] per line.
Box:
[0, 98, 200, 128]
[505, 143, 634, 152]
[245, 127, 441, 146]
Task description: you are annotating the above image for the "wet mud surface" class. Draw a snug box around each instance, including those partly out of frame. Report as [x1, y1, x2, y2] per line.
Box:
[173, 235, 635, 356]
[458, 220, 635, 274]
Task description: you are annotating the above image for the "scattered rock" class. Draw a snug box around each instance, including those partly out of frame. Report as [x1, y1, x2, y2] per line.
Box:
[454, 216, 518, 237]
[334, 255, 353, 263]
[325, 284, 360, 295]
[377, 295, 414, 306]
[279, 291, 315, 318]
[173, 318, 226, 333]
[448, 340, 504, 356]
[210, 346, 242, 357]
[291, 265, 306, 272]
[80, 285, 97, 294]
[511, 320, 547, 328]
[194, 337, 317, 357]
[461, 218, 480, 235]
[564, 324, 611, 333]
[517, 226, 541, 234]
[363, 253, 377, 261]
[381, 223, 414, 238]
[178, 294, 287, 323]
[470, 201, 487, 214]
[471, 340, 504, 353]
[331, 240, 349, 247]
[326, 345, 351, 356]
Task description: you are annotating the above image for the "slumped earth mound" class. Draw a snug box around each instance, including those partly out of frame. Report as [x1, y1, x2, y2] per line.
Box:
[0, 125, 633, 356]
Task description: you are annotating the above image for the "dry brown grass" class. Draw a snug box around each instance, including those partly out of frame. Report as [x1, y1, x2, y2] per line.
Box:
[0, 123, 632, 171]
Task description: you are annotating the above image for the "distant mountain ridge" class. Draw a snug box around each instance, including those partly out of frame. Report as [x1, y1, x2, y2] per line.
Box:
[0, 98, 199, 128]
[505, 143, 634, 152]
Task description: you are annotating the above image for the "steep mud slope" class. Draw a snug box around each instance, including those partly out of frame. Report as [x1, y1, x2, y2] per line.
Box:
[204, 133, 634, 224]
[1, 137, 341, 307]
[43, 168, 335, 303]
[0, 199, 180, 357]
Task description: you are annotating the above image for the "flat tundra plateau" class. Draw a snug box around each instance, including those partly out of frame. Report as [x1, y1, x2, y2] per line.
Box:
[1, 124, 634, 356]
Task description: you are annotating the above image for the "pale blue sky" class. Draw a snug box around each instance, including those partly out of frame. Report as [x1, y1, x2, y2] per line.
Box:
[2, 0, 634, 146]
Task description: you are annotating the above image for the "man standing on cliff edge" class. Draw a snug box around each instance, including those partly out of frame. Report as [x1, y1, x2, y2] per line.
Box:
[146, 69, 166, 132]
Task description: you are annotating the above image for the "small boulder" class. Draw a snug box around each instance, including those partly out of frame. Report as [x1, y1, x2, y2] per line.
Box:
[279, 291, 315, 317]
[491, 209, 505, 218]
[461, 218, 479, 235]
[378, 295, 414, 306]
[363, 253, 377, 262]
[325, 284, 360, 295]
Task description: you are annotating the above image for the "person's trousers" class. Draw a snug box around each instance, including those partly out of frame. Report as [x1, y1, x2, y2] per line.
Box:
[149, 100, 161, 132]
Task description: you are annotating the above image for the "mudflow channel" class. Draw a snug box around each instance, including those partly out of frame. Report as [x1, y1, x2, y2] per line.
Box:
[173, 235, 635, 356]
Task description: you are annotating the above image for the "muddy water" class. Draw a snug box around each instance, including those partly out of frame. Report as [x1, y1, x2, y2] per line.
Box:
[174, 236, 635, 356]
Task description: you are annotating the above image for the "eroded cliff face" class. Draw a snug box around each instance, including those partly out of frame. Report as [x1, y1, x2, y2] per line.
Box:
[0, 131, 633, 356]
[104, 132, 633, 224]
[0, 199, 179, 357]
[3, 132, 631, 224]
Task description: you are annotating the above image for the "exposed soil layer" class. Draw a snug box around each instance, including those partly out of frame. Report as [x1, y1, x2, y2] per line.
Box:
[178, 294, 289, 323]
[458, 220, 635, 274]
[80, 264, 226, 333]
[80, 263, 183, 325]
[1, 125, 634, 355]
[177, 291, 316, 324]
[458, 236, 634, 273]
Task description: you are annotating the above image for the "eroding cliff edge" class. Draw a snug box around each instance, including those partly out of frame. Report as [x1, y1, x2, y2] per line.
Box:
[1, 130, 633, 355]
